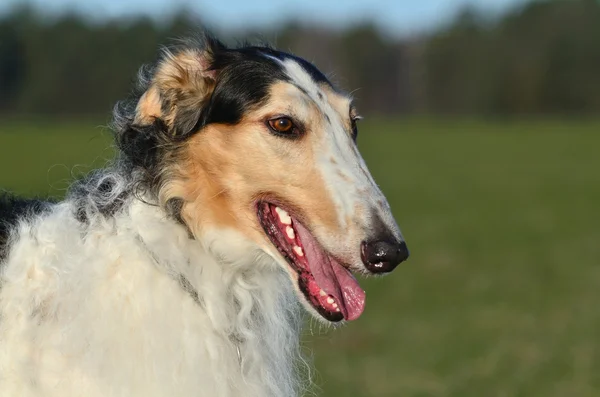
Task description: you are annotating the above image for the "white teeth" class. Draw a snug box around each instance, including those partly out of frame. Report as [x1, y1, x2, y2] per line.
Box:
[293, 246, 304, 257]
[319, 290, 327, 297]
[332, 302, 338, 308]
[275, 207, 292, 225]
[326, 297, 334, 304]
[335, 308, 340, 312]
[285, 226, 295, 239]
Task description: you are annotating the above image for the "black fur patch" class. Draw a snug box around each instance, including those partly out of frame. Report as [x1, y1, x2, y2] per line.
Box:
[197, 46, 332, 130]
[119, 118, 170, 171]
[0, 192, 52, 261]
[196, 48, 289, 128]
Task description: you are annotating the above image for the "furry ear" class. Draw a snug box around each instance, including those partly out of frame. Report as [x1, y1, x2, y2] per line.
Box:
[134, 37, 226, 137]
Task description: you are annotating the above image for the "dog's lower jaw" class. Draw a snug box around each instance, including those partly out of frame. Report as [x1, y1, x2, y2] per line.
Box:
[0, 200, 305, 397]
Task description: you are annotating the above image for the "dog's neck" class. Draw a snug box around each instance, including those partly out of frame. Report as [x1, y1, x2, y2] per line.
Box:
[125, 199, 306, 396]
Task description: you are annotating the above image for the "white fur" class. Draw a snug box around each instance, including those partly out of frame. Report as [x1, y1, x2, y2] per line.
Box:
[0, 191, 306, 396]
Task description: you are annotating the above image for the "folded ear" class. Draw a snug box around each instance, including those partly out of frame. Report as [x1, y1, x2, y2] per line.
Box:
[134, 38, 225, 137]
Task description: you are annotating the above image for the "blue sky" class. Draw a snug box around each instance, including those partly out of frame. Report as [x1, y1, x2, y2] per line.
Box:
[2, 0, 528, 36]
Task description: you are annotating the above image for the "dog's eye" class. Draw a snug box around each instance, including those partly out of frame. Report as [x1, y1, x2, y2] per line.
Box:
[350, 116, 362, 141]
[268, 117, 295, 135]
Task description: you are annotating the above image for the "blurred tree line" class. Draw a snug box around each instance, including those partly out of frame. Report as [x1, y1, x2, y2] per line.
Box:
[0, 0, 599, 117]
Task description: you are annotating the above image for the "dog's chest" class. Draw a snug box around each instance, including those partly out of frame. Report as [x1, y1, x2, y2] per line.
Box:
[0, 245, 273, 397]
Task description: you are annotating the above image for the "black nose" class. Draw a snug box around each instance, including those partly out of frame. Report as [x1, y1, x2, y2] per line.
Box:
[361, 239, 409, 273]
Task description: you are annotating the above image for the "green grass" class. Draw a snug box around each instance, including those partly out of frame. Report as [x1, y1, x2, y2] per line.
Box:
[1, 118, 599, 396]
[0, 119, 115, 196]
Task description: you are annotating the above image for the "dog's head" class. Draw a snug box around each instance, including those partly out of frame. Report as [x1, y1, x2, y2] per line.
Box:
[117, 36, 408, 323]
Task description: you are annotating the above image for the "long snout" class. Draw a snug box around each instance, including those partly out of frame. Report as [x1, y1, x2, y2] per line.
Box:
[316, 122, 409, 274]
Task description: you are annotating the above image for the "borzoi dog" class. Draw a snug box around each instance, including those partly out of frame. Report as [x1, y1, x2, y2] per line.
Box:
[0, 35, 409, 396]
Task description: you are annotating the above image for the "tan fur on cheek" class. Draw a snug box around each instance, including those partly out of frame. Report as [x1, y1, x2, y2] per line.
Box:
[161, 115, 343, 245]
[177, 133, 239, 235]
[163, 124, 269, 246]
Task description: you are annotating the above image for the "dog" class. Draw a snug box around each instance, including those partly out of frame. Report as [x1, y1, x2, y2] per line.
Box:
[0, 34, 409, 396]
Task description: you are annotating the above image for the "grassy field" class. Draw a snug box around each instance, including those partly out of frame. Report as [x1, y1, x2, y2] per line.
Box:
[1, 118, 599, 396]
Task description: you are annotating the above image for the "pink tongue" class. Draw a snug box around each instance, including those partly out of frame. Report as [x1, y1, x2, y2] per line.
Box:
[294, 222, 366, 321]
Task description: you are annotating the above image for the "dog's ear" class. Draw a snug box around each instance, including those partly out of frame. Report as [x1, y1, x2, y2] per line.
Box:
[134, 37, 225, 138]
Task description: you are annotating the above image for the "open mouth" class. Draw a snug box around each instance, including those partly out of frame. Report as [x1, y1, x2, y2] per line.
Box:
[257, 201, 366, 322]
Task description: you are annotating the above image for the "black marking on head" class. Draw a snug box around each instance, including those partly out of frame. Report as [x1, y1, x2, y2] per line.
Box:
[196, 47, 289, 127]
[317, 92, 324, 100]
[0, 192, 53, 262]
[324, 114, 331, 124]
[178, 42, 334, 133]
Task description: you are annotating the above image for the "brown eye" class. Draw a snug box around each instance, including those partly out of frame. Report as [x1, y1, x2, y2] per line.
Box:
[268, 117, 294, 134]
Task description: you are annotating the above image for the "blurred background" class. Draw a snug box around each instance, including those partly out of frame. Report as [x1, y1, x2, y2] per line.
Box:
[0, 0, 599, 396]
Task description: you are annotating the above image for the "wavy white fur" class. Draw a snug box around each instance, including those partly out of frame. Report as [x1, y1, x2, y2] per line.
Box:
[0, 172, 305, 396]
